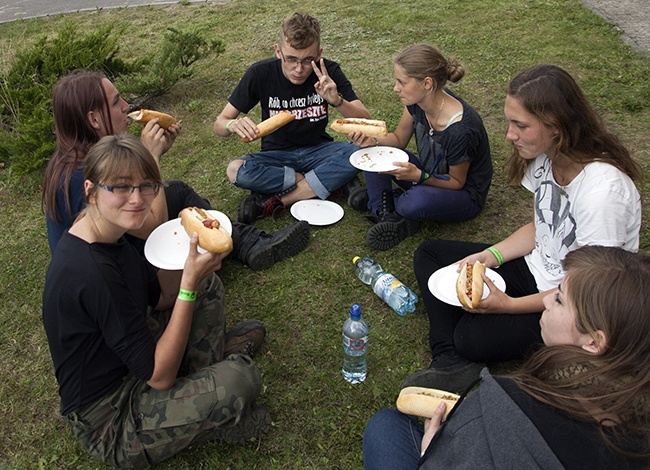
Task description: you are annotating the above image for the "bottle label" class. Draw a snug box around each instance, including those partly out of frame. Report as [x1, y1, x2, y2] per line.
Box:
[343, 335, 368, 351]
[372, 273, 403, 302]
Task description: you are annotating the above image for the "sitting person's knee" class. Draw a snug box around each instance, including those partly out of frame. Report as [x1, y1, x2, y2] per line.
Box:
[227, 160, 244, 183]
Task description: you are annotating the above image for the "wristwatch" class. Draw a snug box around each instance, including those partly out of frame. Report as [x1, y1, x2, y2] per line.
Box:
[330, 93, 344, 108]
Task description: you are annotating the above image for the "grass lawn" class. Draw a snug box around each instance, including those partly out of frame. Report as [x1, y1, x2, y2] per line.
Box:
[1, 0, 649, 468]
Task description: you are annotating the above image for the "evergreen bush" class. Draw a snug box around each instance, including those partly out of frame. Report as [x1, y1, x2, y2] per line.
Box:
[115, 26, 224, 105]
[0, 22, 223, 176]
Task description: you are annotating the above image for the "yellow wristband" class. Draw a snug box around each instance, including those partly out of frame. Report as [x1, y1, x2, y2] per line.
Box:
[178, 288, 198, 302]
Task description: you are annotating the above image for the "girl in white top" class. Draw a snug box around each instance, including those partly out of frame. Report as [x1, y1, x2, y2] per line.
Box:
[403, 64, 643, 393]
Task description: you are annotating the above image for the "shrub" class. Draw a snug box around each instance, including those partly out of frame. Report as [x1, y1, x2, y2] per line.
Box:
[0, 21, 132, 174]
[115, 26, 224, 106]
[0, 22, 223, 176]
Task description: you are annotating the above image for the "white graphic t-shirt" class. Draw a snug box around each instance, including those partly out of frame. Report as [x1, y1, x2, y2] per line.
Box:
[522, 154, 641, 291]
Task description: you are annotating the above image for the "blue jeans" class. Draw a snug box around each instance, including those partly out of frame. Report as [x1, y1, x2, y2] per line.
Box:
[363, 409, 423, 470]
[234, 142, 360, 199]
[365, 151, 482, 221]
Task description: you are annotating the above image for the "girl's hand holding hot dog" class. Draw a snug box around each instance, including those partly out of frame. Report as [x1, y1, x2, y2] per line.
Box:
[421, 405, 446, 457]
[140, 119, 181, 162]
[181, 232, 226, 283]
[348, 130, 380, 148]
[129, 110, 181, 161]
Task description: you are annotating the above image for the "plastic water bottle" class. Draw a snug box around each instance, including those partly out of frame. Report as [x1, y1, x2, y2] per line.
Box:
[342, 304, 368, 384]
[353, 256, 418, 316]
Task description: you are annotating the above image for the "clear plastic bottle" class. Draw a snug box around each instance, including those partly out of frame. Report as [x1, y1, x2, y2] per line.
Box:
[353, 256, 418, 316]
[342, 304, 368, 384]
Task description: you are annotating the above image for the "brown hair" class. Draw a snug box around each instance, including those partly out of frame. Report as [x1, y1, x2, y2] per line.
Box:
[280, 12, 321, 50]
[42, 70, 113, 222]
[513, 245, 650, 459]
[506, 64, 643, 185]
[83, 133, 163, 203]
[393, 43, 465, 89]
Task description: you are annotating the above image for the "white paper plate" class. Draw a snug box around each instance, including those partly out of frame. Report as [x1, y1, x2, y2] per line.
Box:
[349, 146, 409, 172]
[144, 210, 232, 270]
[290, 200, 344, 226]
[427, 264, 506, 307]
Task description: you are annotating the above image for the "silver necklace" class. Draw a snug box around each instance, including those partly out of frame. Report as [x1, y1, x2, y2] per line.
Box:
[426, 95, 445, 136]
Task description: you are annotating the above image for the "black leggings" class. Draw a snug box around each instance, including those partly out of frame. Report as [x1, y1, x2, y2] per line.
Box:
[413, 239, 543, 363]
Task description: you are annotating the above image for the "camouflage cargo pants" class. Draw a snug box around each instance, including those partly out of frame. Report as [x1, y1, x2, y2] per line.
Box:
[63, 273, 263, 468]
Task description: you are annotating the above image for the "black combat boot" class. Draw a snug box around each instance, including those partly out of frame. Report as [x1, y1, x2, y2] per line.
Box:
[366, 190, 420, 250]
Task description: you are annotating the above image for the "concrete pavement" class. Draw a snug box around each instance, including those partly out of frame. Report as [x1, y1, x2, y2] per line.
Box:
[0, 0, 217, 24]
[581, 0, 650, 57]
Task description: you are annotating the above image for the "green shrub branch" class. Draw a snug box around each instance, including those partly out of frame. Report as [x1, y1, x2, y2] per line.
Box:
[0, 21, 223, 176]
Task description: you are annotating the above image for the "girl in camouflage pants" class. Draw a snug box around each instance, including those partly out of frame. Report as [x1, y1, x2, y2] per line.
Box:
[43, 134, 268, 469]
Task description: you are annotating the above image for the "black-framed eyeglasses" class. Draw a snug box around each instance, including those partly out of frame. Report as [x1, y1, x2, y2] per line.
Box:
[279, 48, 319, 69]
[97, 182, 160, 197]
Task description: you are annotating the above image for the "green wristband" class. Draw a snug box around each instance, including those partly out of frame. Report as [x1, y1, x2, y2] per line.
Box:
[486, 246, 504, 266]
[178, 288, 198, 302]
[225, 119, 236, 133]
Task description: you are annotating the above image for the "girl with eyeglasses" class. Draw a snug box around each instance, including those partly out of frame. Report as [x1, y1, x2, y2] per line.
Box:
[42, 134, 270, 468]
[42, 69, 310, 271]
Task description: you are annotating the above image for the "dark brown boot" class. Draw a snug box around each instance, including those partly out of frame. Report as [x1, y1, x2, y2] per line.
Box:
[224, 320, 266, 357]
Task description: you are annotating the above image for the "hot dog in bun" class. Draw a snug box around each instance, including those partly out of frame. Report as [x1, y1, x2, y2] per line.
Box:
[456, 261, 487, 309]
[128, 109, 177, 130]
[396, 386, 460, 420]
[242, 111, 295, 142]
[180, 207, 233, 254]
[330, 118, 388, 137]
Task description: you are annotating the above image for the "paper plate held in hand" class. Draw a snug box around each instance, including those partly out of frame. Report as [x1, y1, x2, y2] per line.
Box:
[427, 264, 506, 307]
[144, 210, 232, 270]
[349, 146, 409, 172]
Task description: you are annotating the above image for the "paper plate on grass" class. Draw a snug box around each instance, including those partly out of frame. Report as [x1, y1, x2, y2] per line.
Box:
[290, 200, 344, 226]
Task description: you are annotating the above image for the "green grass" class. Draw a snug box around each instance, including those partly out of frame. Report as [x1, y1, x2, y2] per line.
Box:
[1, 0, 649, 468]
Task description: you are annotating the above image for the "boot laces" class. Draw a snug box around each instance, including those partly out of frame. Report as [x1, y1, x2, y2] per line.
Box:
[242, 340, 255, 356]
[262, 195, 285, 218]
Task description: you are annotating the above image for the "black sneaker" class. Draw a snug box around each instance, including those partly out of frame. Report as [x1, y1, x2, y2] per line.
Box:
[400, 353, 485, 393]
[329, 175, 364, 203]
[238, 193, 285, 224]
[224, 320, 266, 357]
[366, 214, 420, 250]
[246, 221, 310, 271]
[216, 405, 272, 444]
[343, 174, 363, 193]
[348, 186, 369, 211]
